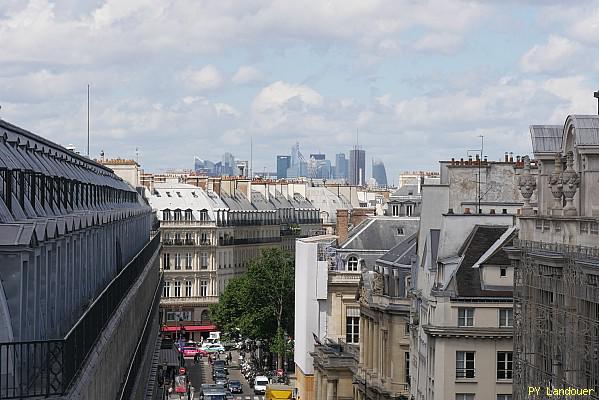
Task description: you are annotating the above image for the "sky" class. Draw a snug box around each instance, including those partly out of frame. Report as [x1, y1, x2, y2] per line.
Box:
[2, 0, 599, 184]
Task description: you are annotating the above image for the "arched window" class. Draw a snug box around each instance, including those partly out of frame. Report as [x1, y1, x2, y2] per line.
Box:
[347, 256, 359, 271]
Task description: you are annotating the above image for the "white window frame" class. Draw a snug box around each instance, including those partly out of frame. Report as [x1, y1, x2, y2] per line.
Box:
[456, 395, 475, 400]
[200, 280, 208, 297]
[499, 309, 513, 327]
[497, 352, 513, 380]
[185, 280, 193, 297]
[185, 253, 193, 269]
[458, 308, 474, 327]
[456, 351, 475, 378]
[174, 253, 181, 270]
[163, 281, 170, 297]
[174, 281, 181, 297]
[347, 256, 359, 271]
[201, 252, 209, 269]
[345, 308, 360, 344]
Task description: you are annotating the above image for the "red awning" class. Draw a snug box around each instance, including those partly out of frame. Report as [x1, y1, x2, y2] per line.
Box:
[161, 324, 217, 332]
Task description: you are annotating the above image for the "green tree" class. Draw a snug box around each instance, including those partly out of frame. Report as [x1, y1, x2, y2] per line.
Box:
[210, 248, 295, 367]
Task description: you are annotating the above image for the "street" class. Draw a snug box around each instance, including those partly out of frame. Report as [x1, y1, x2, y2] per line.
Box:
[168, 350, 268, 400]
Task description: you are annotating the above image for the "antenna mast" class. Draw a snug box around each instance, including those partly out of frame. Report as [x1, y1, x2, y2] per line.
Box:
[250, 136, 253, 179]
[87, 84, 90, 157]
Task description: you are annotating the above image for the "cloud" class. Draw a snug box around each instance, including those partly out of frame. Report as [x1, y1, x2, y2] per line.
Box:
[180, 65, 224, 91]
[214, 102, 240, 117]
[520, 35, 581, 73]
[232, 66, 264, 85]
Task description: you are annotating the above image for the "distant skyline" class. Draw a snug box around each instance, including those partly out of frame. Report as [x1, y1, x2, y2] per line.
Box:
[2, 1, 599, 182]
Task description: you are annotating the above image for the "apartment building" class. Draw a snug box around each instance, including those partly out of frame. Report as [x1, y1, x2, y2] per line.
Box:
[506, 117, 599, 399]
[148, 180, 322, 340]
[0, 120, 160, 400]
[411, 157, 531, 400]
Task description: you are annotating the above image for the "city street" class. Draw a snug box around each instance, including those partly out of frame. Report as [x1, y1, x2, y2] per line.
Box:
[169, 350, 267, 400]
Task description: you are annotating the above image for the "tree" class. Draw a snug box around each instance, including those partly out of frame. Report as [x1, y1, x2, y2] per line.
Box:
[210, 248, 295, 367]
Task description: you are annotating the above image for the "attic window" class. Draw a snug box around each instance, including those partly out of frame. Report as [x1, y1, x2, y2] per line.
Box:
[166, 192, 172, 198]
[155, 191, 161, 197]
[396, 227, 404, 235]
[500, 267, 507, 277]
[192, 192, 198, 198]
[408, 191, 413, 195]
[176, 192, 182, 198]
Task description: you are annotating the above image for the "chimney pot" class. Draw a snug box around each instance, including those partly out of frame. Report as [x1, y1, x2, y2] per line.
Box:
[504, 153, 509, 162]
[502, 208, 508, 214]
[490, 209, 496, 214]
[464, 207, 471, 214]
[448, 208, 454, 214]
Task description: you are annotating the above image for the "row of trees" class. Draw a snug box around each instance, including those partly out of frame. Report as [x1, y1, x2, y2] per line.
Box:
[210, 248, 295, 368]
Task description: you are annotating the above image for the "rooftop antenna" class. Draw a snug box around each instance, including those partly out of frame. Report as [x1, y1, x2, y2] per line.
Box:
[135, 147, 139, 164]
[87, 84, 90, 157]
[250, 136, 253, 179]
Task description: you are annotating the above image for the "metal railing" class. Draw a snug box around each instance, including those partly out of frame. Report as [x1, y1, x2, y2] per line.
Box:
[0, 233, 161, 399]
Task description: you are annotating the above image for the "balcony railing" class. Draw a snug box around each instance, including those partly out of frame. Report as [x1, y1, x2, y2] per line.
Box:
[161, 219, 215, 227]
[0, 233, 161, 399]
[160, 296, 219, 305]
[218, 237, 282, 246]
[328, 271, 361, 284]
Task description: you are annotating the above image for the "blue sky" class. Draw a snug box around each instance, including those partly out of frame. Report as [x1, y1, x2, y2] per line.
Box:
[1, 0, 599, 183]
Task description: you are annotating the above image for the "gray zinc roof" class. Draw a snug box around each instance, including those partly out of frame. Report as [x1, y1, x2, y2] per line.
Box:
[377, 232, 417, 265]
[565, 115, 599, 146]
[530, 125, 562, 154]
[341, 217, 420, 251]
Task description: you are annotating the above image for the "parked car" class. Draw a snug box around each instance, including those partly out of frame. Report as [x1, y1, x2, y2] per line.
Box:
[228, 380, 242, 394]
[254, 376, 269, 395]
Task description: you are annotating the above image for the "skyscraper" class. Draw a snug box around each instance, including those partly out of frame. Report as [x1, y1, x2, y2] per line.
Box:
[349, 147, 366, 186]
[277, 155, 291, 179]
[335, 153, 348, 180]
[372, 158, 388, 187]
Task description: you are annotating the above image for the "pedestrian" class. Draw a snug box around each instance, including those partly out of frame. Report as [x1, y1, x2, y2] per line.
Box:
[228, 351, 232, 362]
[194, 352, 199, 364]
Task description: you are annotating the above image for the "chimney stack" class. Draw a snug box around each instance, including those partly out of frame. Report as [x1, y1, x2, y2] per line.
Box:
[336, 209, 349, 244]
[504, 152, 509, 162]
[464, 207, 471, 214]
[509, 152, 514, 163]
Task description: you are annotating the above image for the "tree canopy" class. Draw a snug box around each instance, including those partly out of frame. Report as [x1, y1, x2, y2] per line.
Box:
[210, 247, 295, 343]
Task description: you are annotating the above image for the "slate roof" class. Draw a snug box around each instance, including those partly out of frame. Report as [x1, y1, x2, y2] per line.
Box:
[391, 184, 419, 197]
[454, 225, 512, 298]
[565, 115, 599, 146]
[250, 191, 276, 211]
[377, 232, 417, 266]
[340, 217, 420, 251]
[305, 187, 352, 222]
[220, 190, 256, 211]
[148, 183, 228, 221]
[530, 125, 562, 154]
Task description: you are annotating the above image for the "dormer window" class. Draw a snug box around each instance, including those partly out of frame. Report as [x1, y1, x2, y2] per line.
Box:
[176, 191, 182, 198]
[166, 191, 172, 197]
[173, 209, 182, 221]
[347, 256, 359, 271]
[162, 210, 171, 221]
[185, 209, 193, 221]
[396, 227, 404, 235]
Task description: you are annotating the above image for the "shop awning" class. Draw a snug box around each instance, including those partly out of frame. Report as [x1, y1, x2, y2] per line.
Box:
[161, 324, 217, 332]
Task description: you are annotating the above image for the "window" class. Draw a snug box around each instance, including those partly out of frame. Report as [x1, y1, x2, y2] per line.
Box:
[201, 233, 209, 245]
[347, 256, 359, 271]
[185, 281, 192, 297]
[499, 309, 513, 327]
[201, 252, 208, 269]
[456, 351, 475, 378]
[405, 322, 410, 335]
[405, 352, 410, 383]
[200, 280, 208, 297]
[458, 308, 474, 327]
[456, 395, 474, 400]
[346, 308, 360, 344]
[500, 267, 507, 277]
[497, 352, 513, 380]
[166, 191, 172, 197]
[174, 253, 181, 270]
[162, 210, 171, 221]
[406, 204, 413, 217]
[163, 281, 170, 297]
[173, 210, 182, 221]
[396, 227, 404, 235]
[174, 281, 181, 297]
[497, 395, 512, 400]
[392, 204, 399, 217]
[185, 209, 193, 221]
[163, 253, 171, 270]
[185, 253, 193, 269]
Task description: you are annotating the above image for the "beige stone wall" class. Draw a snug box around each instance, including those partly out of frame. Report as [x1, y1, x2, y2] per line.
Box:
[295, 366, 315, 400]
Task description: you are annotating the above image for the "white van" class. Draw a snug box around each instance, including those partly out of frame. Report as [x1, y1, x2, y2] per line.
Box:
[254, 376, 269, 394]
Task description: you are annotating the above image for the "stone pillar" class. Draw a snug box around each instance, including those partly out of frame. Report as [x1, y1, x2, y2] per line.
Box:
[369, 319, 374, 370]
[314, 370, 320, 400]
[359, 317, 365, 364]
[327, 379, 336, 400]
[320, 376, 327, 400]
[373, 322, 379, 374]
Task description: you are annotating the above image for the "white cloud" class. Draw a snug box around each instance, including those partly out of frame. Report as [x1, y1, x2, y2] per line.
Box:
[214, 102, 240, 117]
[520, 35, 581, 73]
[181, 65, 224, 91]
[232, 66, 264, 85]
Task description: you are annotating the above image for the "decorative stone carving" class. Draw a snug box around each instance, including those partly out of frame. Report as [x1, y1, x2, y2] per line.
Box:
[518, 156, 536, 215]
[561, 151, 580, 216]
[372, 271, 384, 295]
[548, 153, 564, 215]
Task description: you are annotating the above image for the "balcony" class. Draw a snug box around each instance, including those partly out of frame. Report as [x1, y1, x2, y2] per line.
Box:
[160, 296, 219, 305]
[0, 233, 161, 399]
[519, 215, 599, 248]
[370, 294, 410, 310]
[161, 219, 215, 227]
[328, 271, 361, 285]
[218, 237, 282, 246]
[162, 239, 214, 247]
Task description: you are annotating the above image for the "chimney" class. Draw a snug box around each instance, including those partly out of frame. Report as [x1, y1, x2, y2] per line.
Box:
[460, 158, 464, 165]
[490, 209, 496, 214]
[464, 207, 471, 214]
[504, 152, 509, 162]
[468, 155, 473, 165]
[447, 208, 454, 214]
[509, 152, 514, 163]
[502, 208, 508, 214]
[350, 208, 375, 227]
[451, 157, 455, 165]
[336, 209, 349, 243]
[212, 177, 222, 195]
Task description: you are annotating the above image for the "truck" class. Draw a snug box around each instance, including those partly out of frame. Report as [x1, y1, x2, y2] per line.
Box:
[265, 384, 294, 400]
